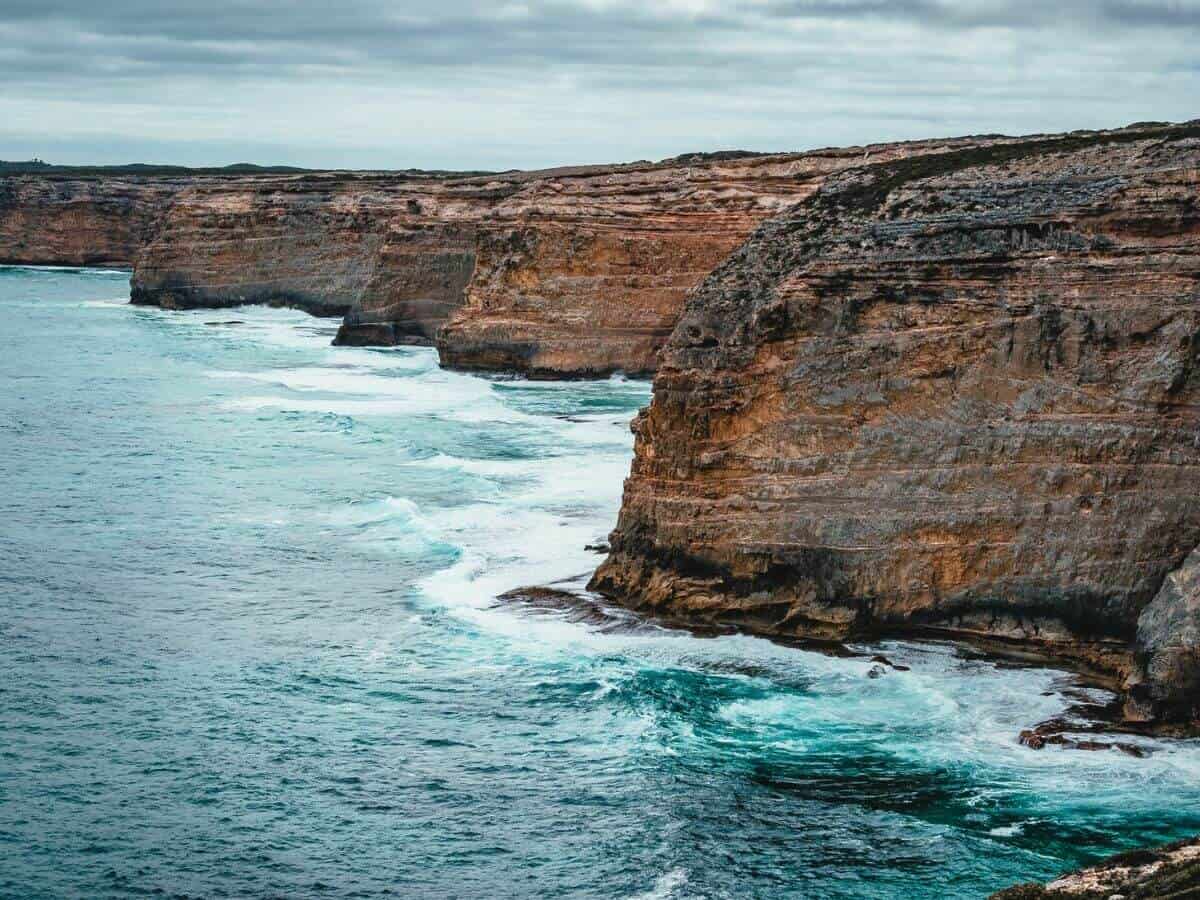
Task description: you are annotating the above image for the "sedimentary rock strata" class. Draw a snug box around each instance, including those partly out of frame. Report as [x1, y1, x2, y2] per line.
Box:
[5, 138, 1006, 376]
[130, 175, 412, 318]
[0, 175, 184, 267]
[591, 122, 1200, 720]
[434, 142, 998, 377]
[118, 139, 1000, 375]
[123, 153, 835, 370]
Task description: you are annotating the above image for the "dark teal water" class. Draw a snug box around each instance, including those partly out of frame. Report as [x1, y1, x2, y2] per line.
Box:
[2, 266, 1199, 899]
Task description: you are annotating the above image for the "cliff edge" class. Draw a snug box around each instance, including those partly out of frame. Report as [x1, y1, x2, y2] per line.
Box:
[591, 121, 1200, 723]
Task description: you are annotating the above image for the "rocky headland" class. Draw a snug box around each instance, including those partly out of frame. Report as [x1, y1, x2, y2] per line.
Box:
[0, 173, 186, 267]
[589, 121, 1200, 727]
[5, 122, 1199, 725]
[127, 146, 990, 376]
[5, 137, 1007, 377]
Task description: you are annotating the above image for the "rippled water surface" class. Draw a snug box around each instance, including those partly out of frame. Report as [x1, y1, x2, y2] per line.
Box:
[3, 266, 1199, 899]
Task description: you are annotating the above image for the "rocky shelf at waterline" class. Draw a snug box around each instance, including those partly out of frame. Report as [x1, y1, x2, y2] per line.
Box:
[589, 120, 1200, 727]
[991, 836, 1200, 898]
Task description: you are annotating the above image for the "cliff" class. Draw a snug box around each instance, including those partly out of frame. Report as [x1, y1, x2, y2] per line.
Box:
[3, 139, 1021, 378]
[129, 174, 410, 318]
[590, 121, 1200, 723]
[432, 151, 877, 378]
[125, 140, 999, 376]
[418, 141, 1008, 377]
[0, 175, 185, 267]
[118, 154, 848, 371]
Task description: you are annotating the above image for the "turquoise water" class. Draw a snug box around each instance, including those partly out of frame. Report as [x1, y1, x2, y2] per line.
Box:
[2, 266, 1199, 899]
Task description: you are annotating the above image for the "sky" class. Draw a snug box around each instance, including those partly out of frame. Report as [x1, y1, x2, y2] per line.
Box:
[1, 0, 1198, 170]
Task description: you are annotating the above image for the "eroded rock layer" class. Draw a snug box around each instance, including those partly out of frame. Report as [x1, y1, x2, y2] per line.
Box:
[130, 175, 414, 318]
[0, 175, 185, 267]
[435, 142, 998, 377]
[591, 122, 1200, 719]
[4, 139, 1014, 375]
[125, 140, 998, 374]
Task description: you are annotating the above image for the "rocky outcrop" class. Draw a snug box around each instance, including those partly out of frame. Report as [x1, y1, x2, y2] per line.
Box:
[1127, 547, 1200, 723]
[4, 138, 1026, 377]
[333, 222, 476, 345]
[0, 175, 184, 267]
[124, 139, 1001, 374]
[130, 175, 404, 318]
[434, 141, 1002, 378]
[991, 836, 1200, 898]
[591, 121, 1200, 722]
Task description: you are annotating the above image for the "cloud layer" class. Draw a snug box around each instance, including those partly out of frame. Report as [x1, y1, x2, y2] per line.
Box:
[1, 0, 1197, 168]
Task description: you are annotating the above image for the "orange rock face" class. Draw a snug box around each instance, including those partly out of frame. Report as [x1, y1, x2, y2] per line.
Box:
[123, 152, 902, 373]
[129, 174, 408, 318]
[0, 175, 184, 267]
[590, 122, 1200, 720]
[4, 140, 1008, 377]
[66, 141, 1001, 376]
[434, 143, 1002, 377]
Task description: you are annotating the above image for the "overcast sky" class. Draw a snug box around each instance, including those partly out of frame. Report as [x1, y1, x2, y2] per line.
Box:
[1, 0, 1197, 170]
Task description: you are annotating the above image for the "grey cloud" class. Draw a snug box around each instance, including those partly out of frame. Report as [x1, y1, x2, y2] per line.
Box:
[0, 0, 1196, 168]
[761, 0, 1200, 27]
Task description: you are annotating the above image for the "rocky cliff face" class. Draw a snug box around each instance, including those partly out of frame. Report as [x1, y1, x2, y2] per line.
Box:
[0, 175, 184, 267]
[130, 175, 413, 318]
[434, 142, 998, 378]
[5, 139, 1010, 378]
[591, 122, 1200, 722]
[124, 140, 996, 375]
[122, 153, 861, 371]
[434, 153, 818, 378]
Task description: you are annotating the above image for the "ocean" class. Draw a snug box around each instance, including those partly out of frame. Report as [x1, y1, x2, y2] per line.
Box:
[2, 265, 1198, 899]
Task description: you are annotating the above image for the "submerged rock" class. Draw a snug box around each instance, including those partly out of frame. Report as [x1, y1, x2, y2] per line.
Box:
[494, 585, 657, 635]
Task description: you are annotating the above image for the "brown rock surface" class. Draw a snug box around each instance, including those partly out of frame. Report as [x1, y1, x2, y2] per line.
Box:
[130, 174, 424, 318]
[3, 139, 1019, 376]
[121, 140, 1001, 371]
[435, 142, 1001, 377]
[590, 121, 1200, 720]
[0, 174, 185, 267]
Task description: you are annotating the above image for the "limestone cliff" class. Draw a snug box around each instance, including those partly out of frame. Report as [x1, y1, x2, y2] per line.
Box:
[129, 174, 407, 318]
[434, 142, 1004, 378]
[125, 141, 998, 375]
[4, 140, 1014, 377]
[0, 175, 184, 267]
[590, 121, 1200, 722]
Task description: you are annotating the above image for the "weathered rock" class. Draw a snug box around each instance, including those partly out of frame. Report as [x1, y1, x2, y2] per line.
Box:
[113, 139, 1004, 372]
[591, 121, 1200, 721]
[5, 138, 1018, 375]
[0, 175, 185, 267]
[1017, 727, 1147, 757]
[991, 836, 1200, 898]
[334, 223, 476, 345]
[129, 174, 408, 318]
[435, 140, 1005, 377]
[1126, 547, 1200, 723]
